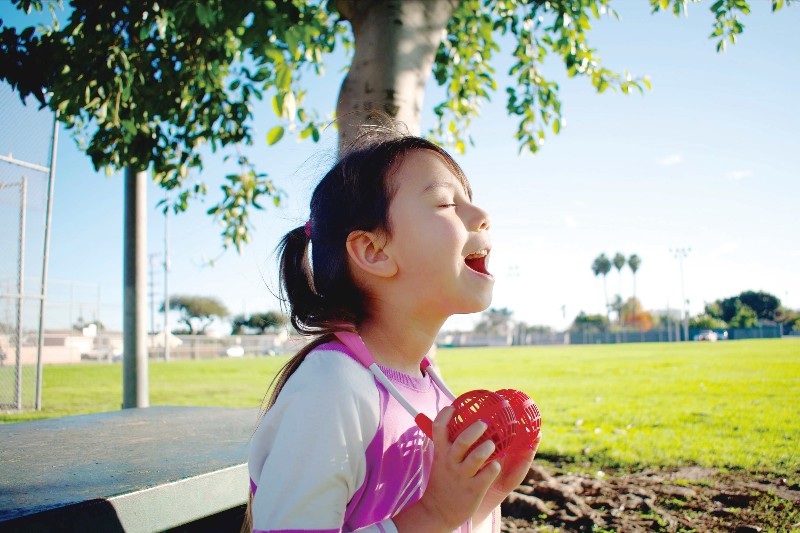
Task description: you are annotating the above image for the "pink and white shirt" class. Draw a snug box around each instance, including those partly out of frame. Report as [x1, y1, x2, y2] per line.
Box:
[247, 342, 500, 533]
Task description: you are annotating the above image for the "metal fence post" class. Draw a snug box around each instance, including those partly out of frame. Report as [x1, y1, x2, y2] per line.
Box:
[14, 176, 27, 410]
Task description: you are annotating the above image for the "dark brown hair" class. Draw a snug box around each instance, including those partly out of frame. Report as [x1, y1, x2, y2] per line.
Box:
[268, 131, 470, 409]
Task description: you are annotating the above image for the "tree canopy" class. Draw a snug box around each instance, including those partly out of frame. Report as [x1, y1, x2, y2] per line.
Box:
[231, 310, 288, 334]
[166, 295, 228, 334]
[1, 0, 792, 249]
[705, 290, 782, 324]
[570, 311, 609, 333]
[474, 307, 514, 334]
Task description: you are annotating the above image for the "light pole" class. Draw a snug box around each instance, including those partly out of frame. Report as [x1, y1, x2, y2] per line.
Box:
[163, 194, 170, 362]
[670, 247, 691, 341]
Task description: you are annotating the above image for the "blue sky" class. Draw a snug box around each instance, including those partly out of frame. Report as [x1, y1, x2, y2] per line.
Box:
[2, 2, 798, 333]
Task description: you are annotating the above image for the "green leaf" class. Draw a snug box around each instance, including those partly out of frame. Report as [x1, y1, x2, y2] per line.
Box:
[195, 4, 214, 27]
[267, 126, 285, 145]
[276, 65, 291, 91]
[272, 93, 284, 117]
[252, 68, 270, 83]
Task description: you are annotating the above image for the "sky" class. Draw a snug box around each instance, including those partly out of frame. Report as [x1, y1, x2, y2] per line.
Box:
[2, 2, 798, 334]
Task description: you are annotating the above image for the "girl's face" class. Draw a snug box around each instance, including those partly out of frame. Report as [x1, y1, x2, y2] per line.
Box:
[382, 149, 493, 319]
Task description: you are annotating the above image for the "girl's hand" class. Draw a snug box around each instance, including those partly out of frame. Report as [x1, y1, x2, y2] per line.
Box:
[474, 432, 542, 525]
[393, 406, 501, 533]
[492, 431, 541, 494]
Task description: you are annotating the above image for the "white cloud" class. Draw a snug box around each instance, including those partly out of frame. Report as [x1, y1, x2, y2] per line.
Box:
[658, 154, 682, 166]
[725, 170, 752, 180]
[563, 215, 578, 228]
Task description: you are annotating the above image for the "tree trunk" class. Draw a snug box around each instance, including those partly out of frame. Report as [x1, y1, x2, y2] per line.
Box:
[336, 0, 458, 152]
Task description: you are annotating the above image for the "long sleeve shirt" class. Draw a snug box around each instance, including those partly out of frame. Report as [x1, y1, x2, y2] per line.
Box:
[247, 342, 500, 533]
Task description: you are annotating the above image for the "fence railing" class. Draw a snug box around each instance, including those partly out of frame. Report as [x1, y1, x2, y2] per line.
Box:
[438, 325, 785, 348]
[3, 325, 788, 370]
[567, 325, 782, 345]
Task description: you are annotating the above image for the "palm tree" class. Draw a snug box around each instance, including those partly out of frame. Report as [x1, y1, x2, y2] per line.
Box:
[612, 252, 626, 325]
[592, 254, 612, 321]
[628, 254, 642, 325]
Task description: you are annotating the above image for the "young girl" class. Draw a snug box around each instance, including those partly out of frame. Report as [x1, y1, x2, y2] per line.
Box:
[247, 132, 538, 533]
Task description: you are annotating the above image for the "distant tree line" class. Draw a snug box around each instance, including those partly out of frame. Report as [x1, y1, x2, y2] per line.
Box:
[231, 311, 288, 335]
[692, 290, 798, 332]
[163, 295, 287, 335]
[160, 289, 797, 338]
[570, 289, 799, 335]
[580, 251, 798, 335]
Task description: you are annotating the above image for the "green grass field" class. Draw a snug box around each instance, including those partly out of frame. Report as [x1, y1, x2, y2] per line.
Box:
[2, 338, 798, 475]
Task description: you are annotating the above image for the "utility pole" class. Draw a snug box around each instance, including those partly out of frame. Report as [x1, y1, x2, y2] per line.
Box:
[148, 253, 158, 357]
[163, 195, 170, 362]
[670, 247, 691, 342]
[123, 166, 149, 408]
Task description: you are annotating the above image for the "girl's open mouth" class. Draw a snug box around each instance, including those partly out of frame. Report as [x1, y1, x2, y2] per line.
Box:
[465, 249, 491, 276]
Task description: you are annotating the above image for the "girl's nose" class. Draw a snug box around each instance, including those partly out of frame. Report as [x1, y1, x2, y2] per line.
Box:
[469, 204, 491, 231]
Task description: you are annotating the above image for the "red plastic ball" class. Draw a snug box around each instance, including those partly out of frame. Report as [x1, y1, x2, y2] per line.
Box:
[496, 389, 541, 451]
[447, 389, 517, 463]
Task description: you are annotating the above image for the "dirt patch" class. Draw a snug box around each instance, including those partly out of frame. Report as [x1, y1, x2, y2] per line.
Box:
[501, 461, 800, 532]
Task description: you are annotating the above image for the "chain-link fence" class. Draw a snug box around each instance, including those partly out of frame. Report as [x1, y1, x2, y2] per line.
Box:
[0, 83, 57, 411]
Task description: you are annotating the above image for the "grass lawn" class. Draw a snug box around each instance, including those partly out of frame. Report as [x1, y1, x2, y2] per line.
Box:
[437, 338, 800, 475]
[2, 338, 798, 475]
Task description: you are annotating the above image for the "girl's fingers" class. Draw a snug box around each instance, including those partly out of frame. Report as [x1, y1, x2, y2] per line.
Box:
[450, 420, 489, 462]
[462, 439, 496, 474]
[503, 448, 535, 481]
[473, 459, 502, 488]
[432, 406, 455, 447]
[531, 431, 542, 455]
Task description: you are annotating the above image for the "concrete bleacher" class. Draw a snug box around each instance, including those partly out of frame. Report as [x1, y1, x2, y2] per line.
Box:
[0, 406, 259, 532]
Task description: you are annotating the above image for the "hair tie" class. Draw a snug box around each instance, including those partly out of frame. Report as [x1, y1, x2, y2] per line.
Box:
[304, 220, 312, 239]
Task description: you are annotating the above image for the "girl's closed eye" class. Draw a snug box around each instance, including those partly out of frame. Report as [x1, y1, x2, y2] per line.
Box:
[438, 202, 457, 208]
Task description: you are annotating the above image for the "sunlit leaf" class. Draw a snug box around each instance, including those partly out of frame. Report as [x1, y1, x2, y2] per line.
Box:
[267, 126, 285, 145]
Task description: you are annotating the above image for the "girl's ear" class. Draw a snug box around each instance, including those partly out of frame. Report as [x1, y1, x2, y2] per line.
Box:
[346, 230, 398, 279]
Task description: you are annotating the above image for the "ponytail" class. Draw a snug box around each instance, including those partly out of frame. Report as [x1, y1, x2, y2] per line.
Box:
[277, 226, 324, 334]
[265, 222, 361, 412]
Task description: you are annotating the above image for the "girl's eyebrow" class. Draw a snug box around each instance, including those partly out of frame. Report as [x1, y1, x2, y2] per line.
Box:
[421, 181, 457, 194]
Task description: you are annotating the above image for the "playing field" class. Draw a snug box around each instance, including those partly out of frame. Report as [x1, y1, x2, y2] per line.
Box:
[2, 338, 798, 474]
